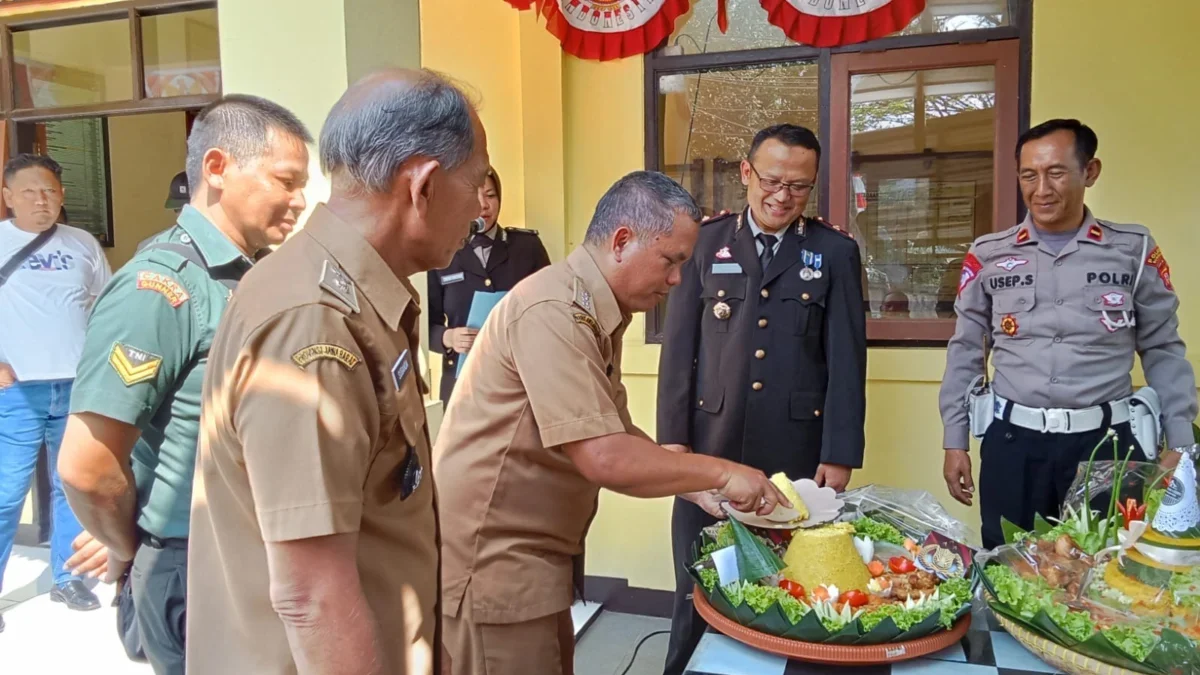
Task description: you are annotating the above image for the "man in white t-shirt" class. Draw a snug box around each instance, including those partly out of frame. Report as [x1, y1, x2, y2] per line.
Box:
[0, 154, 110, 629]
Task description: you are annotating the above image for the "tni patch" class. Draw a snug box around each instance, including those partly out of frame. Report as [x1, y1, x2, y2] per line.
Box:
[136, 271, 189, 307]
[108, 342, 163, 386]
[292, 344, 361, 370]
[1000, 314, 1019, 337]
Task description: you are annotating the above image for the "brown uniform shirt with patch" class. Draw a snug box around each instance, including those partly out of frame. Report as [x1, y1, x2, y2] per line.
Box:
[187, 205, 440, 675]
[436, 246, 637, 625]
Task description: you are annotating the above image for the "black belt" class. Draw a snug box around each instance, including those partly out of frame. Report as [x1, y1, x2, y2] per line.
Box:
[140, 532, 187, 550]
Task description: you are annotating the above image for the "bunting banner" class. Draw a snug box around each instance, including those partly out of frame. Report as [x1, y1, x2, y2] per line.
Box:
[760, 0, 925, 48]
[505, 0, 691, 61]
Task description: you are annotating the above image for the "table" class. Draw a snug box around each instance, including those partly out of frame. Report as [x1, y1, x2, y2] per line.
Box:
[685, 601, 1066, 675]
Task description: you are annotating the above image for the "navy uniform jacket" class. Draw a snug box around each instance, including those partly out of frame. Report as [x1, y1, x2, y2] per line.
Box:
[428, 226, 550, 403]
[656, 209, 867, 477]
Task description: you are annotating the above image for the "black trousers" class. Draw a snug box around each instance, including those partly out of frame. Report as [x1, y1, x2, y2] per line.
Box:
[979, 416, 1145, 550]
[663, 498, 718, 675]
[131, 537, 188, 675]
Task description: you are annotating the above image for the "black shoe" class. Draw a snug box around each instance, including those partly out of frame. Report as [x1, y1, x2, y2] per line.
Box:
[50, 580, 100, 611]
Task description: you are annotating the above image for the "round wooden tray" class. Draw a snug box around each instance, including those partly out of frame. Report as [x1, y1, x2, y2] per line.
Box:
[693, 586, 972, 664]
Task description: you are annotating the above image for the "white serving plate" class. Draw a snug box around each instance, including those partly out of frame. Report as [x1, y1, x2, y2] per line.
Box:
[721, 478, 844, 530]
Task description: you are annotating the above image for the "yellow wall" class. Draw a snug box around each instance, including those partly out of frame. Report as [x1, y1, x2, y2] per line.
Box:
[105, 112, 189, 269]
[423, 0, 1200, 593]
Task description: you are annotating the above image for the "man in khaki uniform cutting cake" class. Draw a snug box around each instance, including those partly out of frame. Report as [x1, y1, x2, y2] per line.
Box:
[435, 171, 790, 675]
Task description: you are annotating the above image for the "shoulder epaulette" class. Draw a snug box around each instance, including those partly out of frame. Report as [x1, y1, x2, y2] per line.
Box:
[810, 216, 855, 240]
[319, 259, 360, 313]
[975, 225, 1021, 247]
[505, 226, 540, 236]
[1097, 219, 1150, 237]
[702, 211, 737, 227]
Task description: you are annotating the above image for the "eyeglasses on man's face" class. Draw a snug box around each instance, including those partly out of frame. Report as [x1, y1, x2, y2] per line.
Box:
[747, 163, 816, 197]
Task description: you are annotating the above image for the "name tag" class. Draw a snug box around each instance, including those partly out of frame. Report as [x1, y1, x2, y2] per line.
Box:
[391, 350, 411, 391]
[711, 263, 743, 275]
[440, 272, 465, 285]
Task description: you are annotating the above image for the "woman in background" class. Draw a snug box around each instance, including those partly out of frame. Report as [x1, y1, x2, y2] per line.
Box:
[428, 167, 550, 404]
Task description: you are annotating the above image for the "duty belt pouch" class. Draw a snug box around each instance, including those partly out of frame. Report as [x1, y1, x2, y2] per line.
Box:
[1129, 387, 1163, 460]
[966, 374, 995, 440]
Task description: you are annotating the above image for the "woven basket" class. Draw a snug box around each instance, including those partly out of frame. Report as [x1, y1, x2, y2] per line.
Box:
[992, 613, 1144, 675]
[693, 587, 971, 664]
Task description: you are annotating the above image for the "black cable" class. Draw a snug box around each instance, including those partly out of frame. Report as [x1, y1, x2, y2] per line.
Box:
[616, 629, 672, 675]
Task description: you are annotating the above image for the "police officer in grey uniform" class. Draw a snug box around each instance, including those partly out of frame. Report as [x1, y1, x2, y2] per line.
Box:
[940, 119, 1198, 549]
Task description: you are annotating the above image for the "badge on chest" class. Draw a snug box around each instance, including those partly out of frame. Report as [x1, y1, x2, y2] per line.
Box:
[392, 349, 411, 391]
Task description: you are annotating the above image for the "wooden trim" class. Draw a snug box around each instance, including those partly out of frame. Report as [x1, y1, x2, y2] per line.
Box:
[0, 0, 205, 25]
[868, 317, 956, 342]
[129, 7, 144, 100]
[8, 93, 217, 120]
[0, 27, 13, 113]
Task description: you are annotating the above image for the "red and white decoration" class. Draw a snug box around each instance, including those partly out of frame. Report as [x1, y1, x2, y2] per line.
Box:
[505, 0, 691, 61]
[761, 0, 925, 48]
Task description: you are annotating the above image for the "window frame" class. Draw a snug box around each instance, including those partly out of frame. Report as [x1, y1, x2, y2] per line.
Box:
[644, 0, 1032, 345]
[0, 0, 219, 246]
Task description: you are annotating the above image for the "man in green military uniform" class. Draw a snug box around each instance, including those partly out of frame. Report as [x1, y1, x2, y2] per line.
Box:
[57, 94, 311, 675]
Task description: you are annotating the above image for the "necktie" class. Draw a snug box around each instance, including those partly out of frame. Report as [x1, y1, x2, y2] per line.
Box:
[471, 234, 493, 250]
[757, 233, 778, 272]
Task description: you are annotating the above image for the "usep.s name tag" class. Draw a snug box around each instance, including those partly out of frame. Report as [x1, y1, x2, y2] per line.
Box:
[711, 262, 743, 275]
[440, 272, 465, 285]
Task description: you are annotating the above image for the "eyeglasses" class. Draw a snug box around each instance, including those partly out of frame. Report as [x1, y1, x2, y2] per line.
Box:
[748, 163, 815, 197]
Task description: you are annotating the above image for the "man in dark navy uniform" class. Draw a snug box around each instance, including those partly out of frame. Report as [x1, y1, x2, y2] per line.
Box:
[656, 124, 868, 675]
[428, 167, 550, 403]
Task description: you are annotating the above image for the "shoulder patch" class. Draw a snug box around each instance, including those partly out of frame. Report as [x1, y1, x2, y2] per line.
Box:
[701, 211, 737, 227]
[505, 226, 540, 236]
[292, 343, 362, 371]
[108, 342, 163, 386]
[319, 260, 360, 313]
[1145, 246, 1175, 292]
[136, 270, 189, 307]
[573, 312, 602, 340]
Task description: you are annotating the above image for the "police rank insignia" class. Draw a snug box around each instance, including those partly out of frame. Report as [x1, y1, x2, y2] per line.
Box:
[136, 271, 189, 307]
[292, 344, 361, 370]
[319, 260, 360, 313]
[398, 445, 423, 500]
[109, 342, 163, 386]
[1000, 314, 1019, 337]
[1016, 228, 1031, 244]
[391, 349, 411, 391]
[712, 301, 731, 320]
[714, 246, 732, 260]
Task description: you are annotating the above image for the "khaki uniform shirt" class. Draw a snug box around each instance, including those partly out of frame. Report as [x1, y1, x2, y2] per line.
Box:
[436, 246, 636, 625]
[940, 209, 1197, 450]
[187, 205, 439, 675]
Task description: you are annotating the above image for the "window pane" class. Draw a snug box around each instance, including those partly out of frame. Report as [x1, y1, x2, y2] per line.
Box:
[848, 66, 995, 322]
[142, 8, 222, 98]
[662, 0, 1009, 56]
[13, 21, 133, 108]
[659, 61, 820, 218]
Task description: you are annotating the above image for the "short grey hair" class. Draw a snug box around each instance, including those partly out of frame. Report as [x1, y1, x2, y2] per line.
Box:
[319, 70, 475, 193]
[185, 94, 312, 192]
[584, 171, 701, 245]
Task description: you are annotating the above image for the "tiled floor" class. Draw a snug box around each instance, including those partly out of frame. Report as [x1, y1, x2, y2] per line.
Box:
[0, 546, 148, 675]
[576, 611, 673, 675]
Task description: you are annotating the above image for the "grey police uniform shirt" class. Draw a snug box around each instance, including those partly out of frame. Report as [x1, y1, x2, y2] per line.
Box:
[939, 209, 1198, 451]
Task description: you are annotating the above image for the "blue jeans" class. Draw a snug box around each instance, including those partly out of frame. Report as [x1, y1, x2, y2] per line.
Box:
[0, 379, 84, 590]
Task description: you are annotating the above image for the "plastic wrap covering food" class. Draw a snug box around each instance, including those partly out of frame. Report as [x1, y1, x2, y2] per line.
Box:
[840, 485, 981, 550]
[980, 456, 1200, 674]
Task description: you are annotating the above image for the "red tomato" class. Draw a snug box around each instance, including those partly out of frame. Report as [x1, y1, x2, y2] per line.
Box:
[889, 556, 916, 574]
[810, 586, 831, 602]
[843, 590, 869, 608]
[777, 579, 806, 599]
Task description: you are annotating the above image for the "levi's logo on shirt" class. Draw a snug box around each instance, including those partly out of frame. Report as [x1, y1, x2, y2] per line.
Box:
[19, 249, 75, 272]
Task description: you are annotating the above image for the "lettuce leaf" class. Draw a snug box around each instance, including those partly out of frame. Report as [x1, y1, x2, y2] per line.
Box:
[744, 584, 791, 614]
[851, 517, 905, 546]
[778, 594, 809, 625]
[1045, 603, 1096, 642]
[699, 567, 719, 594]
[1102, 625, 1159, 662]
[861, 604, 904, 632]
